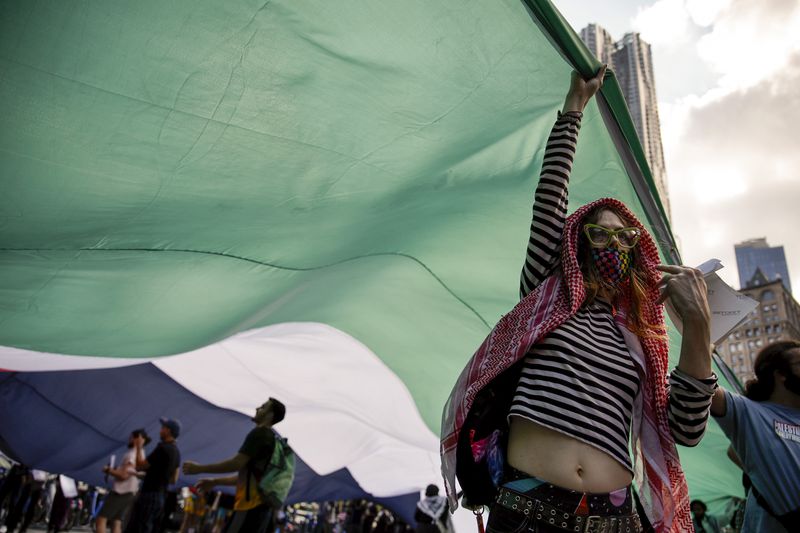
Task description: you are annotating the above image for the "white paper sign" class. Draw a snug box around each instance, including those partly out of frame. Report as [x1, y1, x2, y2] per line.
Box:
[59, 475, 79, 499]
[665, 259, 758, 345]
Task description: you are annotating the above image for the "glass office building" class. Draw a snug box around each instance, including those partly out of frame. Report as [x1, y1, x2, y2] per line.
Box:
[735, 238, 792, 293]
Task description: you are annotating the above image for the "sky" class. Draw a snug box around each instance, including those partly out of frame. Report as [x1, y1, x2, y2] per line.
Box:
[556, 0, 800, 296]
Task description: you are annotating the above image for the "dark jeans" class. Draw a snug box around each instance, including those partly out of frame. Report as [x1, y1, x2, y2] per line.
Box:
[224, 503, 273, 533]
[47, 486, 71, 533]
[3, 482, 29, 532]
[0, 471, 24, 517]
[124, 491, 165, 533]
[486, 471, 638, 533]
[487, 504, 566, 533]
[4, 485, 43, 533]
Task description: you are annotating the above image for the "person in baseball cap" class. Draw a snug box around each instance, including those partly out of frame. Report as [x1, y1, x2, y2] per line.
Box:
[126, 417, 182, 532]
[159, 417, 182, 439]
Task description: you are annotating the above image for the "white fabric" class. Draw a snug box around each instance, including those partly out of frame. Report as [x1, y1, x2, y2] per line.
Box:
[0, 345, 152, 371]
[0, 322, 440, 498]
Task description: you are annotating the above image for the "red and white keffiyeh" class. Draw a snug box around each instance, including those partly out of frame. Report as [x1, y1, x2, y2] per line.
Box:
[440, 197, 692, 533]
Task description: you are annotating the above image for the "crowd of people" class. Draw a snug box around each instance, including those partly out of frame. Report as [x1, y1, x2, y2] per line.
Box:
[0, 466, 95, 533]
[0, 397, 426, 533]
[0, 416, 184, 533]
[0, 469, 424, 533]
[178, 497, 419, 533]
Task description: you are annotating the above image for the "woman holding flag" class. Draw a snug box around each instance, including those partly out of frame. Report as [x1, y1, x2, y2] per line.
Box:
[441, 67, 718, 533]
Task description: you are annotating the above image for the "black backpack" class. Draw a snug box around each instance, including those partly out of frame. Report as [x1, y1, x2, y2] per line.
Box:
[455, 366, 518, 508]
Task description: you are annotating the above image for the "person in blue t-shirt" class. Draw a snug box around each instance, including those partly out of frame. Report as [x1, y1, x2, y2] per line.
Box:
[711, 340, 800, 532]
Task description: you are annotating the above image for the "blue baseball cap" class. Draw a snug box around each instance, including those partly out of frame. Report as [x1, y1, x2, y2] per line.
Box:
[159, 417, 182, 438]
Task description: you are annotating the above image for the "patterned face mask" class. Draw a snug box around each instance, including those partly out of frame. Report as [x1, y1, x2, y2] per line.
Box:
[591, 247, 631, 285]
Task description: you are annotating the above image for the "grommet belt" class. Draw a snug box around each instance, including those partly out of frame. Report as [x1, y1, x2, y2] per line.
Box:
[495, 487, 642, 533]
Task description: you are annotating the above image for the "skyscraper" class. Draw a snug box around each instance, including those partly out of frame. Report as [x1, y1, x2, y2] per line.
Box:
[579, 24, 615, 67]
[735, 238, 792, 293]
[579, 26, 670, 219]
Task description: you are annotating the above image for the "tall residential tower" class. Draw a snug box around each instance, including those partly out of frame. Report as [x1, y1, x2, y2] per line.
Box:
[579, 24, 615, 67]
[579, 26, 670, 218]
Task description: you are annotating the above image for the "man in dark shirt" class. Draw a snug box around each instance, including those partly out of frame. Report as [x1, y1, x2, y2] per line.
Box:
[183, 397, 286, 533]
[125, 417, 182, 533]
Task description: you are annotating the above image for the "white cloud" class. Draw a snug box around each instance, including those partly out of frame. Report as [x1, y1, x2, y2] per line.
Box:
[685, 0, 731, 27]
[637, 0, 800, 295]
[688, 166, 748, 205]
[666, 52, 800, 293]
[635, 0, 800, 93]
[631, 0, 693, 45]
[696, 0, 800, 91]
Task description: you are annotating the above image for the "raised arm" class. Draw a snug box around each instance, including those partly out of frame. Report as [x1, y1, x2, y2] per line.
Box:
[195, 475, 238, 494]
[182, 453, 250, 476]
[657, 264, 718, 446]
[133, 436, 149, 470]
[520, 67, 607, 298]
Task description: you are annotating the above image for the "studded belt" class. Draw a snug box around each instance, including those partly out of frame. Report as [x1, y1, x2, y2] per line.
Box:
[495, 487, 642, 533]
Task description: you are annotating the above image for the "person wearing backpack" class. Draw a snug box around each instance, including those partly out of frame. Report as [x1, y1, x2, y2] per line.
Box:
[183, 397, 293, 533]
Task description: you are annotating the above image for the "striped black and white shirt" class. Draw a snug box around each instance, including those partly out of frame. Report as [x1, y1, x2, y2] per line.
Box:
[510, 112, 717, 470]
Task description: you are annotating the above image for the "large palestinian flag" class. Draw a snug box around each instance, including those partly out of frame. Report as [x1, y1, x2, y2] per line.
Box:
[0, 0, 741, 524]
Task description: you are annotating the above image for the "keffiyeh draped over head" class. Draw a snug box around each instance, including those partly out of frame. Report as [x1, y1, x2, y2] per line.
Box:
[440, 198, 692, 533]
[417, 494, 448, 520]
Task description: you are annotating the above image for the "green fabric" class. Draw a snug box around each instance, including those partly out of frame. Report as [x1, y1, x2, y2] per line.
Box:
[0, 0, 739, 508]
[258, 435, 296, 508]
[522, 0, 675, 240]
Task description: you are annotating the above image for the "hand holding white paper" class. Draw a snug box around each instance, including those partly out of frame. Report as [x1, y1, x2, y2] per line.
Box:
[665, 259, 758, 345]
